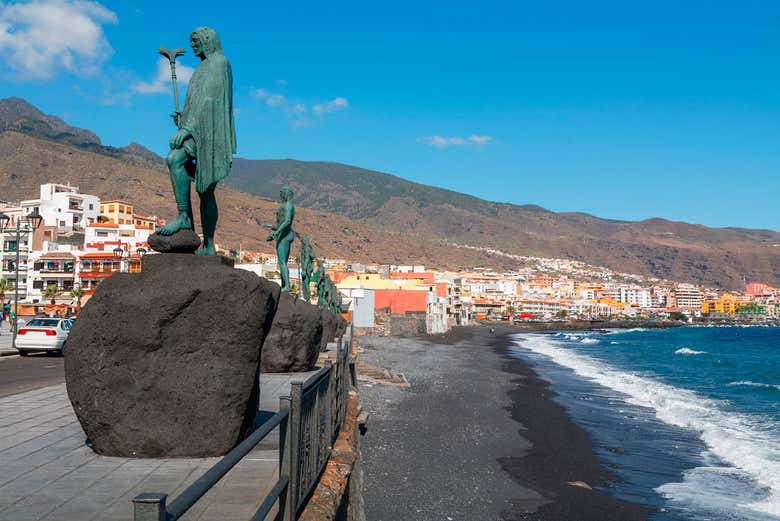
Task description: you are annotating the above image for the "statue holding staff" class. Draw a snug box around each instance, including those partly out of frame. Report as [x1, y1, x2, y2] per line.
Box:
[267, 186, 295, 292]
[157, 26, 236, 256]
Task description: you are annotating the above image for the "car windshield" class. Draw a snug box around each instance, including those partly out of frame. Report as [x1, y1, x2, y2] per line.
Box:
[25, 319, 60, 328]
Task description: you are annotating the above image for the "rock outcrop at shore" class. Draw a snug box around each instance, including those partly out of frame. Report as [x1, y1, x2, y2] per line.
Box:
[261, 292, 323, 373]
[64, 254, 280, 457]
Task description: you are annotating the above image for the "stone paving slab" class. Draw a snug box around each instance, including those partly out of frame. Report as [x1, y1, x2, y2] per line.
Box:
[0, 367, 321, 521]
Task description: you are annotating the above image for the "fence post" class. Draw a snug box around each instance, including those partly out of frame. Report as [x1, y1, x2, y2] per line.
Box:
[132, 493, 166, 521]
[275, 397, 292, 521]
[284, 382, 302, 520]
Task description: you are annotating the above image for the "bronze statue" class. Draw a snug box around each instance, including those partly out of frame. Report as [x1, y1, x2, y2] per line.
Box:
[267, 186, 295, 292]
[157, 27, 236, 256]
[299, 236, 316, 302]
[316, 260, 328, 308]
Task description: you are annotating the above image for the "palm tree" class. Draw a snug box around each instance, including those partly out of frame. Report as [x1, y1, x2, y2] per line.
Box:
[70, 286, 86, 314]
[43, 285, 60, 305]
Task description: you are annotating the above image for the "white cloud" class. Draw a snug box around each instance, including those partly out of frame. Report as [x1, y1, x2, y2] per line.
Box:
[253, 88, 287, 107]
[417, 134, 495, 148]
[0, 0, 118, 79]
[313, 97, 348, 116]
[133, 56, 194, 94]
[253, 86, 348, 127]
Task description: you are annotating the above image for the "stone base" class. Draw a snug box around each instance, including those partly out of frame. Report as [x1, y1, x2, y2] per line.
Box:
[260, 292, 323, 373]
[65, 253, 280, 457]
[320, 309, 340, 351]
[148, 229, 201, 253]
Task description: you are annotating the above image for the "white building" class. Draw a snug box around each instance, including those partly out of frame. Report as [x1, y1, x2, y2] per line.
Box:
[21, 184, 100, 233]
[673, 284, 702, 310]
[84, 223, 151, 253]
[0, 204, 33, 300]
[25, 251, 77, 302]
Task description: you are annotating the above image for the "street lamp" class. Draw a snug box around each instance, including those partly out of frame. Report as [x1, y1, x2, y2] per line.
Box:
[0, 209, 43, 352]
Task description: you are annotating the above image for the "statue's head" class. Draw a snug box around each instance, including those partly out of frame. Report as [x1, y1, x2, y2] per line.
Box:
[280, 186, 294, 202]
[190, 27, 222, 59]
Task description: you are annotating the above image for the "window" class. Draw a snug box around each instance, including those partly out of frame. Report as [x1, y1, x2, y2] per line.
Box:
[89, 204, 94, 210]
[119, 230, 135, 237]
[59, 220, 66, 227]
[108, 205, 115, 212]
[33, 280, 43, 289]
[96, 231, 109, 237]
[119, 205, 125, 213]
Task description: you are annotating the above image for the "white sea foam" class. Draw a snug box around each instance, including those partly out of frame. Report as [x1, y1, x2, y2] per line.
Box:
[610, 341, 620, 345]
[675, 347, 707, 355]
[728, 381, 780, 392]
[605, 327, 648, 334]
[512, 333, 780, 518]
[580, 337, 599, 344]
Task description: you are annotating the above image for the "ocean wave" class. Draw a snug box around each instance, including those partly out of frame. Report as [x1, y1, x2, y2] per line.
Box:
[511, 333, 780, 518]
[675, 347, 706, 355]
[580, 337, 599, 344]
[728, 381, 780, 392]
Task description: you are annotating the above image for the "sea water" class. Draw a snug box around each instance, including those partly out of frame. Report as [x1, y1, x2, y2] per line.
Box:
[509, 326, 780, 521]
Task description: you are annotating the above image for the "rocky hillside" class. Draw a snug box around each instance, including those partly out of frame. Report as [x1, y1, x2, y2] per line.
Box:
[1, 97, 779, 289]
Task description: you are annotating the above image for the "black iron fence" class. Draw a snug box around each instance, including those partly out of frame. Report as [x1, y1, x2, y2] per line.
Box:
[132, 329, 352, 521]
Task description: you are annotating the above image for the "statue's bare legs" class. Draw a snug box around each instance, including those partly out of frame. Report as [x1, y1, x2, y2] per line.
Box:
[196, 183, 218, 256]
[159, 147, 193, 236]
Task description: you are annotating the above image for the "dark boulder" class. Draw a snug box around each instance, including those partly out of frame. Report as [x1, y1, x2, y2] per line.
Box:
[260, 292, 323, 373]
[148, 229, 201, 253]
[320, 309, 340, 351]
[65, 254, 280, 457]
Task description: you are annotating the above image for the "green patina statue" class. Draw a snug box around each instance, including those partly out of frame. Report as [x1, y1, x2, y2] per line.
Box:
[158, 26, 236, 256]
[316, 260, 328, 308]
[267, 186, 295, 292]
[299, 236, 316, 302]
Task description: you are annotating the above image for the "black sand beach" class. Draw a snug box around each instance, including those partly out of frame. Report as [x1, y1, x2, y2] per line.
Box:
[360, 325, 648, 520]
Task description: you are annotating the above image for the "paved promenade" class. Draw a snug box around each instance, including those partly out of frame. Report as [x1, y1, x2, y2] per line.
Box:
[0, 321, 15, 356]
[0, 371, 314, 521]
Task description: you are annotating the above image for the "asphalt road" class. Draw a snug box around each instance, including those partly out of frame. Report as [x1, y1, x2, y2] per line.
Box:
[0, 353, 65, 398]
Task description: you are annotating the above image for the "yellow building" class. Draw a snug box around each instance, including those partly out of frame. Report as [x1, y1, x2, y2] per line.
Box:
[701, 293, 747, 315]
[133, 213, 157, 231]
[100, 200, 134, 225]
[337, 273, 423, 291]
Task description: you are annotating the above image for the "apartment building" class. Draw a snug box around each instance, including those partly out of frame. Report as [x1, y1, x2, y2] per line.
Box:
[21, 184, 99, 232]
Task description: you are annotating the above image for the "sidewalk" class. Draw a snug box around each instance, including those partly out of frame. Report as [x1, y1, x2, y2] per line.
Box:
[0, 370, 317, 521]
[0, 322, 16, 357]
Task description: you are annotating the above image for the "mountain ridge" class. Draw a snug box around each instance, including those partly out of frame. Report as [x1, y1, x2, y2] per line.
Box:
[1, 97, 779, 290]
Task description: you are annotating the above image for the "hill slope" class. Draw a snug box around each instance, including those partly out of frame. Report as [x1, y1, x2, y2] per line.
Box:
[0, 131, 513, 271]
[228, 158, 780, 289]
[2, 97, 779, 289]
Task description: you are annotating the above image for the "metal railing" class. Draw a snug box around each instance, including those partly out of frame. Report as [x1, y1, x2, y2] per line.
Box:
[133, 327, 353, 521]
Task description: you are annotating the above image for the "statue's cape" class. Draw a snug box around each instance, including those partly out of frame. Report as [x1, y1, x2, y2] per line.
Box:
[180, 52, 236, 193]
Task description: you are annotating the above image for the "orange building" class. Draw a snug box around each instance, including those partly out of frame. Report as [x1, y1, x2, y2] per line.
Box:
[374, 289, 427, 314]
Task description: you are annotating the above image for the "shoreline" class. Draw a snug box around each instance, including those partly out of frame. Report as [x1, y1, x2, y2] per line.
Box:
[360, 325, 649, 520]
[491, 325, 648, 520]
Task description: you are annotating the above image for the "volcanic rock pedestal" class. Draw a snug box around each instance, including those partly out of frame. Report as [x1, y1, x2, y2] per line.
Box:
[260, 292, 323, 373]
[65, 254, 280, 457]
[319, 309, 341, 351]
[147, 229, 202, 253]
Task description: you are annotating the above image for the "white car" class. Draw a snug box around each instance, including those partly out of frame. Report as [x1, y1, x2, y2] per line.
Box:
[15, 318, 72, 356]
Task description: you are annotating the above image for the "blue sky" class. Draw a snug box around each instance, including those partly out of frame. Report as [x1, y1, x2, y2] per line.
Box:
[1, 0, 779, 230]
